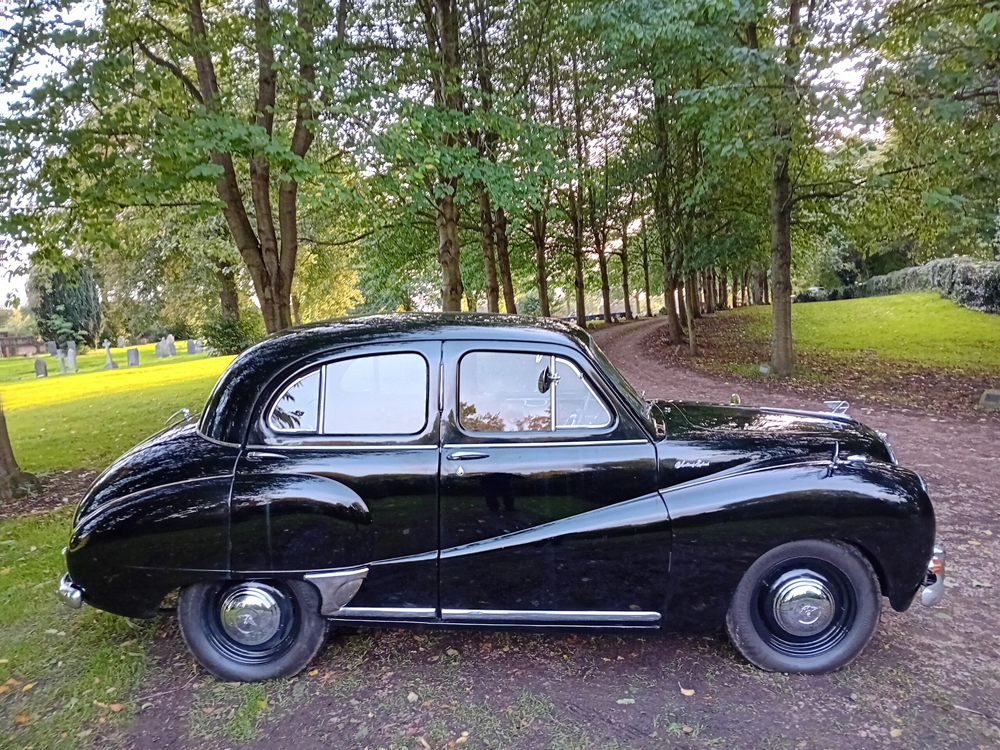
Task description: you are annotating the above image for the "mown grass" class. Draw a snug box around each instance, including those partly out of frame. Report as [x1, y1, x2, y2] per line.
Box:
[0, 342, 211, 384]
[3, 355, 232, 474]
[0, 509, 156, 750]
[736, 292, 1000, 371]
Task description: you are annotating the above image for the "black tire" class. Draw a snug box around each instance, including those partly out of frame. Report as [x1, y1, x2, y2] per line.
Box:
[726, 540, 881, 674]
[178, 579, 328, 682]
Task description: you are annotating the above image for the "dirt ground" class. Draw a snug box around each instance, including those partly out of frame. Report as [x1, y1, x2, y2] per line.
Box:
[88, 320, 1000, 749]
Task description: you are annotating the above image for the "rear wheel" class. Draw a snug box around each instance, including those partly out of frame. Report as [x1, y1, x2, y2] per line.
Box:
[178, 579, 327, 682]
[726, 540, 881, 674]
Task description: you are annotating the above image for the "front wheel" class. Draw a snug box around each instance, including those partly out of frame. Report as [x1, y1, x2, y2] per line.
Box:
[726, 540, 881, 674]
[178, 579, 328, 682]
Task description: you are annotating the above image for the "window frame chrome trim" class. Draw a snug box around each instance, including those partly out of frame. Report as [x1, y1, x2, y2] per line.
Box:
[441, 439, 647, 450]
[553, 356, 613, 430]
[245, 443, 439, 451]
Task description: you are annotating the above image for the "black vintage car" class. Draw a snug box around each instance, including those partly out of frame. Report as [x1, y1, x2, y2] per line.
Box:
[59, 314, 944, 682]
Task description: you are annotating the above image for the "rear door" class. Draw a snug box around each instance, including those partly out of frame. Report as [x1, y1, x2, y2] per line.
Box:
[231, 341, 441, 619]
[437, 340, 670, 625]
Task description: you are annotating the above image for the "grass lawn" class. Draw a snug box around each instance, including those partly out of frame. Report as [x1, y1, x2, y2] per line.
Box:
[0, 350, 234, 748]
[0, 343, 212, 384]
[3, 353, 233, 474]
[738, 292, 1000, 371]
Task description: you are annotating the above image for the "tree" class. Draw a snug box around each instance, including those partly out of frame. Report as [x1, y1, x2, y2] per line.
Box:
[1, 0, 358, 333]
[27, 262, 102, 346]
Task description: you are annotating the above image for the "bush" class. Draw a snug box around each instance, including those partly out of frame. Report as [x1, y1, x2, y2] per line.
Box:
[796, 256, 1000, 314]
[201, 310, 265, 355]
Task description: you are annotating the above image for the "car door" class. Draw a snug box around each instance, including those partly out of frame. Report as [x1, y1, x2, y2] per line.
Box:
[231, 341, 441, 619]
[438, 339, 671, 625]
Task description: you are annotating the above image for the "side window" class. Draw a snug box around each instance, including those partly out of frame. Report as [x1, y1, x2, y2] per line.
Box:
[459, 352, 552, 432]
[267, 353, 428, 437]
[269, 370, 321, 432]
[459, 351, 612, 434]
[554, 358, 612, 429]
[323, 352, 427, 435]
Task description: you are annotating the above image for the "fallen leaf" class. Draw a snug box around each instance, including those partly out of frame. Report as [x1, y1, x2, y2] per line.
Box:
[419, 737, 431, 750]
[446, 648, 459, 657]
[0, 568, 9, 575]
[0, 659, 8, 664]
[680, 684, 695, 697]
[14, 712, 31, 724]
[109, 704, 123, 713]
[890, 728, 902, 738]
[202, 707, 214, 714]
[308, 669, 318, 676]
[6, 678, 22, 686]
[22, 683, 34, 691]
[407, 692, 419, 703]
[968, 540, 981, 545]
[0, 686, 8, 695]
[682, 726, 694, 734]
[258, 700, 267, 710]
[616, 698, 635, 705]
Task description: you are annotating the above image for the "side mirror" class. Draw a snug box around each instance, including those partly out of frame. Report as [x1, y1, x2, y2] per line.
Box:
[537, 366, 560, 393]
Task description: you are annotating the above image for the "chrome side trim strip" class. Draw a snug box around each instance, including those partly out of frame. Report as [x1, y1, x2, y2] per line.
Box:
[303, 567, 368, 615]
[245, 443, 438, 451]
[197, 430, 240, 448]
[441, 439, 647, 450]
[441, 609, 661, 623]
[333, 607, 437, 619]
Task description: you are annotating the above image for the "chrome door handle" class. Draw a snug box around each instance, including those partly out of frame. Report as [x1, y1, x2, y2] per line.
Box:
[446, 451, 489, 461]
[246, 451, 288, 461]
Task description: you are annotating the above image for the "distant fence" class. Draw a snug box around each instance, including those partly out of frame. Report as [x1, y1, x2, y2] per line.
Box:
[794, 256, 1000, 315]
[0, 335, 44, 357]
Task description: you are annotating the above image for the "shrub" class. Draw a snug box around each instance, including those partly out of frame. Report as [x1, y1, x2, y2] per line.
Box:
[201, 310, 265, 355]
[796, 256, 1000, 314]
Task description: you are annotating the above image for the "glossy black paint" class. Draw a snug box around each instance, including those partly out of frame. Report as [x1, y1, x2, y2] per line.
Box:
[66, 313, 935, 632]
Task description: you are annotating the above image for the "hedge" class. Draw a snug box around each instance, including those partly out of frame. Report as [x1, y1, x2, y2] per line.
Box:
[795, 256, 1000, 315]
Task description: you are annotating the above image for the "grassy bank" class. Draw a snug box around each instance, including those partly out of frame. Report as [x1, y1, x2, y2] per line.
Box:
[740, 292, 1000, 371]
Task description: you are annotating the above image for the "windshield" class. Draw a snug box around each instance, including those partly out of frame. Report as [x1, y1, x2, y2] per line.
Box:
[589, 339, 648, 419]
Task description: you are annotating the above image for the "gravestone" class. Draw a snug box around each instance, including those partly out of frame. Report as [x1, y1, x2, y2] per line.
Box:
[66, 348, 77, 373]
[34, 358, 47, 378]
[127, 348, 139, 367]
[103, 341, 118, 370]
[117, 335, 126, 349]
[979, 389, 1000, 412]
[66, 340, 76, 354]
[187, 339, 196, 355]
[56, 352, 67, 375]
[155, 339, 166, 358]
[195, 338, 205, 353]
[46, 340, 57, 357]
[167, 336, 177, 357]
[758, 364, 771, 375]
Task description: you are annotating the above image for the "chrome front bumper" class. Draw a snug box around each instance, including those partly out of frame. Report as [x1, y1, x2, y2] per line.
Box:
[58, 573, 83, 609]
[920, 545, 945, 607]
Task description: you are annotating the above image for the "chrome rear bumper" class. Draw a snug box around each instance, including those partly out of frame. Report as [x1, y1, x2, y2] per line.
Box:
[58, 573, 83, 609]
[920, 545, 945, 607]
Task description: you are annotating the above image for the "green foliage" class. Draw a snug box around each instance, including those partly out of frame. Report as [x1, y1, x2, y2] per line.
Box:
[201, 310, 266, 356]
[26, 264, 102, 346]
[813, 256, 1000, 315]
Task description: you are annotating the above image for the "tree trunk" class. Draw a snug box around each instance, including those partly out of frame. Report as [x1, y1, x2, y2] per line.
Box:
[719, 267, 728, 310]
[465, 293, 477, 312]
[0, 394, 36, 501]
[437, 189, 464, 311]
[494, 207, 516, 314]
[216, 262, 240, 323]
[640, 221, 652, 317]
[291, 295, 302, 325]
[706, 270, 717, 313]
[764, 274, 770, 305]
[677, 279, 688, 329]
[770, 151, 794, 375]
[684, 276, 698, 356]
[751, 263, 765, 305]
[568, 191, 587, 327]
[530, 208, 550, 317]
[478, 187, 500, 313]
[690, 274, 703, 318]
[620, 225, 633, 321]
[597, 247, 612, 324]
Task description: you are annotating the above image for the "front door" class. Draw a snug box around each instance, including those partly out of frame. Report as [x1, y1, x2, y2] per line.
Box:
[437, 340, 670, 626]
[231, 341, 441, 619]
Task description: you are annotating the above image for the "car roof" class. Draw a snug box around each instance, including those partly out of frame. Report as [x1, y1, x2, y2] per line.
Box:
[199, 313, 595, 444]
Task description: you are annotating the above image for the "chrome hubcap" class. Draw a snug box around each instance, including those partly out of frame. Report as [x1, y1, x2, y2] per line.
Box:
[771, 576, 835, 637]
[219, 584, 283, 646]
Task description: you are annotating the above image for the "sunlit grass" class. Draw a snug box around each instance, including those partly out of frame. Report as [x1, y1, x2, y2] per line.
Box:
[2, 355, 232, 474]
[737, 292, 1000, 371]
